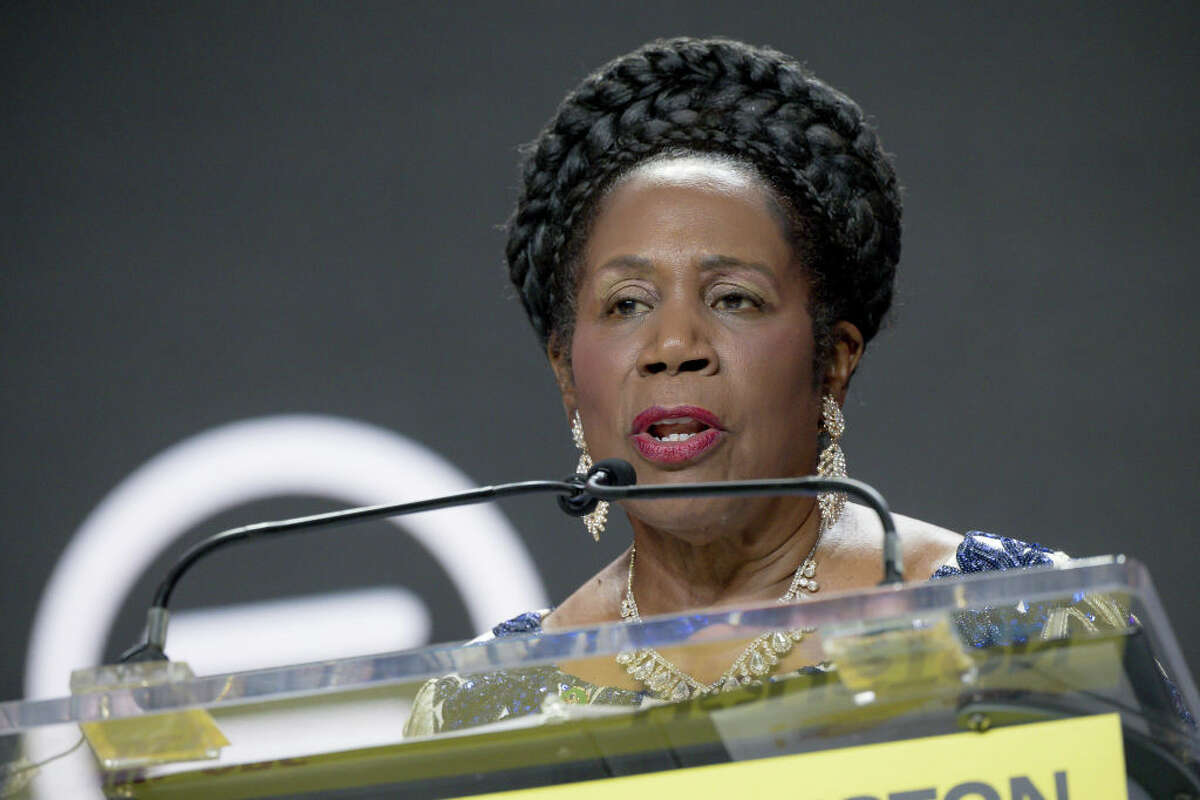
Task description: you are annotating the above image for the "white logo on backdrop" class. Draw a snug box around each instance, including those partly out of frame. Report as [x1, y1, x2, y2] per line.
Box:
[23, 414, 549, 798]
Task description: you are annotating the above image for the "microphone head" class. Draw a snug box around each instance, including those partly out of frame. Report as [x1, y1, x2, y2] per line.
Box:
[589, 458, 637, 487]
[557, 474, 600, 517]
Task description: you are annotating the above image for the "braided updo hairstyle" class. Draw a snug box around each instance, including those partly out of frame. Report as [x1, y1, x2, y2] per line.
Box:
[506, 37, 901, 370]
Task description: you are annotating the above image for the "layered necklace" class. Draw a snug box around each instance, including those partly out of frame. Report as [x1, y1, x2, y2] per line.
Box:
[616, 498, 840, 702]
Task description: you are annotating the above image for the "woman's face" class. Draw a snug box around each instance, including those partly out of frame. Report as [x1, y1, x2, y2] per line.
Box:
[553, 156, 842, 536]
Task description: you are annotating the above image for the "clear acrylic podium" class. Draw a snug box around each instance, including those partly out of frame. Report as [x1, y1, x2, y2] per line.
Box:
[3, 556, 1197, 798]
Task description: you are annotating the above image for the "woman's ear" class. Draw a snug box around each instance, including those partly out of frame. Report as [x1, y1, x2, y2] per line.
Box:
[824, 321, 865, 404]
[546, 332, 577, 420]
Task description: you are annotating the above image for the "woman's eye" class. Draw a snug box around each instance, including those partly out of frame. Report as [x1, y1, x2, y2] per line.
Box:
[610, 297, 650, 316]
[713, 291, 759, 311]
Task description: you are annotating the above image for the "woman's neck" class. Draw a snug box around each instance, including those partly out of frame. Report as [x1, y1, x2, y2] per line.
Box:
[626, 496, 822, 614]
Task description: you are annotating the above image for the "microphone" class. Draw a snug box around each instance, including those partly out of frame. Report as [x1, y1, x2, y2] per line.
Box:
[556, 459, 638, 517]
[119, 460, 898, 663]
[591, 458, 638, 488]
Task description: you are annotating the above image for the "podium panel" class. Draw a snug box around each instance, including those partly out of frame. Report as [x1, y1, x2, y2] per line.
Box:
[2, 557, 1196, 799]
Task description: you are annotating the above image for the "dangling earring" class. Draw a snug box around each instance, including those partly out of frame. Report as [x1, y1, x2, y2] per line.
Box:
[817, 394, 847, 531]
[571, 411, 609, 541]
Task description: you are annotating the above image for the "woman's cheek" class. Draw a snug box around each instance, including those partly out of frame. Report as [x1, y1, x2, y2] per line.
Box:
[570, 326, 632, 439]
[735, 324, 814, 383]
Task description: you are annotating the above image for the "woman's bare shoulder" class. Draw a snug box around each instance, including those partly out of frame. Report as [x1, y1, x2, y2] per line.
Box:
[838, 503, 963, 579]
[541, 550, 629, 632]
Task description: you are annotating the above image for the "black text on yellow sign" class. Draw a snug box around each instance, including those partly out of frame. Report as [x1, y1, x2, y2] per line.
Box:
[470, 713, 1126, 799]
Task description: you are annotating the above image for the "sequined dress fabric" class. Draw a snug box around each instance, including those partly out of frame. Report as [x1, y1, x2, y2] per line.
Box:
[403, 532, 1069, 737]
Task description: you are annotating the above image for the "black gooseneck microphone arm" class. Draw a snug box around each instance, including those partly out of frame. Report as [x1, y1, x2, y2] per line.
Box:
[121, 460, 900, 663]
[121, 477, 591, 662]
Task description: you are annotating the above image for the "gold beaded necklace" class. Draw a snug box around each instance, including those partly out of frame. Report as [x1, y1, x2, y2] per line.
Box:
[616, 502, 838, 701]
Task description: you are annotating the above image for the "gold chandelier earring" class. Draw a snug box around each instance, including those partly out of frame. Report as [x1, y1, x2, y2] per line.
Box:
[571, 411, 609, 541]
[816, 393, 847, 530]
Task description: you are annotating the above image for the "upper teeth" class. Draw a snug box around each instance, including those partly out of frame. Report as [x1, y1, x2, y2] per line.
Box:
[655, 432, 696, 442]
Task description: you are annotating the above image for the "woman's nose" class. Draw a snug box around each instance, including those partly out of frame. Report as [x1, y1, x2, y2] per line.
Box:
[637, 303, 719, 377]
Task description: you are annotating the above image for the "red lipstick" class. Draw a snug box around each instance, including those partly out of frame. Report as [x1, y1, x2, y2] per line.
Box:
[629, 405, 725, 466]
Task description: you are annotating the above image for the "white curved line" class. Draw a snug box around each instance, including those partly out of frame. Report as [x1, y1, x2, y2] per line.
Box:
[22, 414, 549, 799]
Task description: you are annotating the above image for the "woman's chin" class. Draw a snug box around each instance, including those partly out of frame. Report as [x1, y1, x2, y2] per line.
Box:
[620, 495, 772, 542]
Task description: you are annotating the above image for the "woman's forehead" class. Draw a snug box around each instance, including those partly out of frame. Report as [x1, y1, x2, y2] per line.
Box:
[585, 156, 792, 269]
[617, 154, 760, 193]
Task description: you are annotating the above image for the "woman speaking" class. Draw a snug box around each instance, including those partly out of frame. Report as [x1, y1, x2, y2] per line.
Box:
[406, 36, 1065, 735]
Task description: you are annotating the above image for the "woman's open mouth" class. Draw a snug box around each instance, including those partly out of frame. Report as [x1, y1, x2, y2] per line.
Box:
[629, 405, 725, 466]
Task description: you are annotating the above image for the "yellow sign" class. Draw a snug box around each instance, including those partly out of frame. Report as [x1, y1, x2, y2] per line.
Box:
[467, 713, 1126, 799]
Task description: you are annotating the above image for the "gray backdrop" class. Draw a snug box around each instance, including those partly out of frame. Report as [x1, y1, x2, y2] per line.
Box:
[2, 1, 1197, 703]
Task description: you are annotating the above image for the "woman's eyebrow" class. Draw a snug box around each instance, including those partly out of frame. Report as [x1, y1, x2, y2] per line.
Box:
[594, 255, 654, 275]
[698, 254, 777, 282]
[595, 254, 775, 279]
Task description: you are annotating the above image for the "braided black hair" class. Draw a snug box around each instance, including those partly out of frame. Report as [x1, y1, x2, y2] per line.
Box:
[506, 37, 900, 367]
